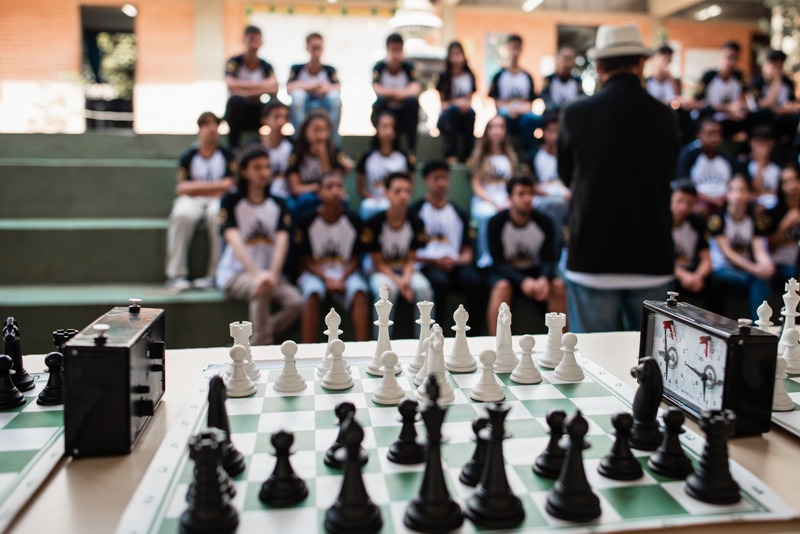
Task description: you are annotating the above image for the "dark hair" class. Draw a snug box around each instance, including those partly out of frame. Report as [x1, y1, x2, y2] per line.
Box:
[439, 41, 475, 101]
[766, 48, 787, 63]
[422, 160, 450, 178]
[371, 111, 401, 152]
[698, 116, 721, 132]
[541, 111, 559, 129]
[306, 32, 323, 44]
[507, 34, 522, 46]
[722, 40, 741, 53]
[671, 178, 697, 196]
[595, 55, 642, 73]
[384, 171, 412, 190]
[506, 175, 534, 196]
[293, 110, 335, 173]
[750, 123, 775, 141]
[320, 169, 343, 184]
[729, 173, 752, 192]
[236, 145, 270, 193]
[386, 33, 404, 48]
[657, 44, 674, 56]
[260, 100, 289, 119]
[244, 25, 261, 36]
[197, 111, 220, 127]
[775, 161, 800, 210]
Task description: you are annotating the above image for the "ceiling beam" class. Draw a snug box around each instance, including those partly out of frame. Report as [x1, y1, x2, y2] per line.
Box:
[648, 0, 703, 19]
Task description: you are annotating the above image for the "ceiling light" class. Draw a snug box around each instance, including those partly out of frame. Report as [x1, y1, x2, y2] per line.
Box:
[694, 4, 722, 21]
[522, 0, 544, 12]
[121, 4, 138, 17]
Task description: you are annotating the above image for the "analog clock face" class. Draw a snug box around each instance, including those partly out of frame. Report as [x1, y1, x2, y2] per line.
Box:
[651, 312, 726, 411]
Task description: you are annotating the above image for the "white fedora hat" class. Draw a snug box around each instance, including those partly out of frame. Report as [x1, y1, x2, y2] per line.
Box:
[587, 24, 654, 60]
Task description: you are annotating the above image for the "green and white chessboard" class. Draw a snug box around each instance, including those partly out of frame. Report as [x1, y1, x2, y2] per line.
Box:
[0, 372, 64, 532]
[117, 355, 797, 534]
[772, 374, 800, 438]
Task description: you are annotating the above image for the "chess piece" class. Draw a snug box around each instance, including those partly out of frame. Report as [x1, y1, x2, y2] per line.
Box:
[781, 328, 800, 374]
[416, 326, 454, 404]
[371, 351, 406, 405]
[629, 357, 663, 451]
[325, 414, 383, 534]
[367, 284, 399, 376]
[755, 300, 773, 332]
[230, 320, 260, 381]
[223, 344, 257, 397]
[413, 336, 430, 387]
[511, 335, 542, 384]
[648, 408, 694, 479]
[685, 409, 741, 504]
[539, 312, 566, 368]
[494, 304, 518, 372]
[408, 301, 434, 374]
[321, 339, 354, 391]
[780, 279, 800, 349]
[318, 308, 347, 378]
[469, 350, 505, 402]
[404, 376, 464, 533]
[387, 399, 425, 464]
[553, 333, 584, 381]
[533, 409, 567, 479]
[207, 375, 246, 477]
[273, 341, 307, 393]
[459, 416, 490, 487]
[445, 305, 477, 372]
[597, 412, 643, 480]
[773, 356, 795, 411]
[52, 328, 78, 353]
[545, 411, 602, 522]
[324, 401, 368, 469]
[0, 354, 25, 410]
[465, 402, 525, 529]
[259, 430, 309, 506]
[37, 352, 64, 406]
[3, 317, 34, 392]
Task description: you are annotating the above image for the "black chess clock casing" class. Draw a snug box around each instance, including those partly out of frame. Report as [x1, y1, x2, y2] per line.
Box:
[638, 295, 777, 437]
[63, 304, 165, 457]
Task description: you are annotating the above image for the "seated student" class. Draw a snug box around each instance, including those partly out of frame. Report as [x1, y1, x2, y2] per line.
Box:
[356, 111, 415, 221]
[296, 171, 369, 343]
[361, 172, 433, 321]
[531, 113, 570, 253]
[749, 49, 800, 145]
[287, 33, 342, 144]
[371, 33, 422, 154]
[738, 124, 781, 211]
[410, 160, 486, 332]
[224, 25, 278, 148]
[646, 44, 694, 144]
[541, 46, 584, 113]
[253, 101, 292, 199]
[676, 117, 733, 216]
[470, 114, 520, 267]
[486, 176, 564, 335]
[671, 179, 712, 295]
[693, 41, 749, 138]
[436, 41, 477, 164]
[166, 112, 235, 291]
[488, 34, 539, 160]
[216, 146, 302, 345]
[765, 162, 800, 283]
[707, 175, 774, 320]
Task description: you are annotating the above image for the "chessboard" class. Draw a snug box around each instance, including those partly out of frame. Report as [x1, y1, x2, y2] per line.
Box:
[117, 355, 797, 534]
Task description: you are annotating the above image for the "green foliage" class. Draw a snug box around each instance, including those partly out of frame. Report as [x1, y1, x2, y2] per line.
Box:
[97, 32, 137, 100]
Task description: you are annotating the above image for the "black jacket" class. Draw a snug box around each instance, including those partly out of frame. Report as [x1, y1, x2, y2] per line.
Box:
[558, 73, 680, 275]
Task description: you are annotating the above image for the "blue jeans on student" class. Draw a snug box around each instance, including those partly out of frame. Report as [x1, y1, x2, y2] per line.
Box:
[471, 196, 500, 268]
[710, 266, 770, 321]
[291, 90, 342, 144]
[565, 279, 674, 333]
[497, 108, 541, 160]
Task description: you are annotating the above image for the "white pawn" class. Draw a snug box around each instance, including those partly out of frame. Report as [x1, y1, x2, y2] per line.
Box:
[273, 341, 307, 393]
[553, 333, 584, 381]
[413, 336, 430, 387]
[539, 312, 566, 368]
[371, 351, 407, 405]
[470, 350, 505, 402]
[408, 301, 434, 374]
[224, 344, 257, 397]
[321, 339, 353, 391]
[755, 301, 773, 332]
[494, 303, 518, 372]
[230, 321, 260, 381]
[773, 356, 795, 412]
[781, 328, 800, 374]
[511, 335, 542, 384]
[445, 305, 478, 372]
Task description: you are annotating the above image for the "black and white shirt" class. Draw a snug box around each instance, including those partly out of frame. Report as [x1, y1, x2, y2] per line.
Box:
[287, 148, 347, 186]
[695, 69, 745, 121]
[177, 146, 235, 187]
[477, 154, 514, 205]
[763, 204, 800, 267]
[436, 71, 476, 100]
[409, 199, 473, 260]
[373, 60, 417, 90]
[225, 55, 274, 98]
[739, 158, 781, 209]
[541, 74, 583, 109]
[296, 210, 361, 279]
[645, 76, 680, 104]
[288, 63, 339, 87]
[487, 209, 555, 284]
[488, 68, 536, 102]
[673, 214, 708, 271]
[532, 149, 569, 197]
[708, 209, 766, 269]
[676, 141, 733, 198]
[356, 149, 414, 199]
[361, 211, 426, 273]
[749, 74, 796, 108]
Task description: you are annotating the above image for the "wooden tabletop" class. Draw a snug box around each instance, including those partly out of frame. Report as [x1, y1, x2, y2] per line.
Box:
[8, 332, 800, 533]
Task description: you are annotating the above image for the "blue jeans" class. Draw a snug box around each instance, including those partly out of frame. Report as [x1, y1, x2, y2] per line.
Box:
[497, 108, 541, 159]
[709, 266, 770, 321]
[291, 90, 342, 144]
[565, 279, 674, 333]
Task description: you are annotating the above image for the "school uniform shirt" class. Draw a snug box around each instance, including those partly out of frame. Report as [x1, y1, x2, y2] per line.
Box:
[356, 149, 414, 200]
[673, 214, 709, 271]
[532, 149, 569, 197]
[409, 199, 474, 260]
[676, 141, 733, 198]
[177, 146, 235, 188]
[360, 211, 426, 273]
[288, 63, 339, 89]
[739, 157, 781, 210]
[478, 154, 514, 205]
[287, 148, 347, 186]
[247, 137, 293, 198]
[695, 69, 745, 121]
[749, 74, 796, 108]
[488, 68, 536, 102]
[435, 71, 476, 100]
[541, 73, 583, 109]
[645, 76, 680, 104]
[762, 204, 800, 267]
[487, 209, 555, 284]
[215, 192, 291, 288]
[708, 209, 768, 269]
[296, 210, 361, 280]
[225, 54, 274, 98]
[372, 61, 417, 104]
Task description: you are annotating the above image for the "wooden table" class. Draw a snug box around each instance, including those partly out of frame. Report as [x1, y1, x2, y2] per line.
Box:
[8, 332, 800, 533]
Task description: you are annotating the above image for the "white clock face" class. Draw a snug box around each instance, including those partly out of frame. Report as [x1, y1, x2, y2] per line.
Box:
[651, 312, 726, 411]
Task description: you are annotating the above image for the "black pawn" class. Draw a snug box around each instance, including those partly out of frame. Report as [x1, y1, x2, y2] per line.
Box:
[259, 430, 308, 506]
[648, 408, 693, 479]
[387, 399, 425, 464]
[0, 354, 25, 410]
[545, 410, 601, 522]
[598, 412, 643, 481]
[325, 401, 368, 469]
[459, 416, 489, 486]
[325, 413, 383, 534]
[4, 318, 34, 392]
[37, 352, 64, 406]
[207, 375, 246, 477]
[685, 409, 741, 504]
[533, 409, 567, 479]
[629, 357, 663, 451]
[465, 402, 525, 529]
[179, 428, 239, 534]
[404, 375, 464, 533]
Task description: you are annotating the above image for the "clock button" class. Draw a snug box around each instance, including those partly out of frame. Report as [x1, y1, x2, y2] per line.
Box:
[737, 318, 752, 334]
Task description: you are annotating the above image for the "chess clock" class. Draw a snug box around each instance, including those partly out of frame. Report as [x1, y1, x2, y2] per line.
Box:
[638, 292, 778, 436]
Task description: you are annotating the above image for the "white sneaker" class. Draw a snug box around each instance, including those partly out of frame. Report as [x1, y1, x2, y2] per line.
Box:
[166, 277, 192, 291]
[192, 276, 215, 289]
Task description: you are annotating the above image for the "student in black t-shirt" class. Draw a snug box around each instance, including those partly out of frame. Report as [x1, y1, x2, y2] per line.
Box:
[541, 46, 584, 113]
[764, 162, 800, 283]
[371, 33, 422, 153]
[410, 160, 486, 333]
[671, 179, 712, 295]
[436, 41, 476, 164]
[224, 26, 279, 148]
[749, 49, 800, 145]
[253, 101, 293, 199]
[486, 176, 563, 335]
[692, 41, 748, 138]
[676, 117, 733, 216]
[296, 171, 369, 343]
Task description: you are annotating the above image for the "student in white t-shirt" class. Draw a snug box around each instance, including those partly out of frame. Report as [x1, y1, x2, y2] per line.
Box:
[738, 124, 781, 212]
[532, 113, 570, 255]
[435, 41, 477, 164]
[676, 118, 733, 216]
[693, 41, 748, 138]
[765, 162, 800, 283]
[253, 101, 293, 199]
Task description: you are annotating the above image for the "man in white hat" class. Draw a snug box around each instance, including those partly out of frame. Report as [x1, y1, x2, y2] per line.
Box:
[558, 24, 681, 333]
